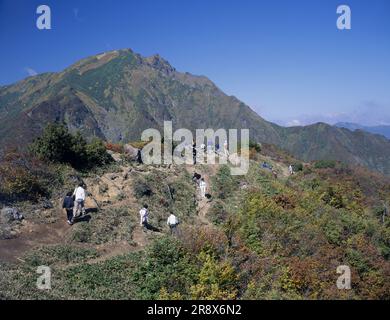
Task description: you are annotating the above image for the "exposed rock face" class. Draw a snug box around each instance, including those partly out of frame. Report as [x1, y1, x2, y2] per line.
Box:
[107, 150, 122, 162]
[1, 207, 24, 223]
[0, 208, 23, 240]
[124, 144, 140, 162]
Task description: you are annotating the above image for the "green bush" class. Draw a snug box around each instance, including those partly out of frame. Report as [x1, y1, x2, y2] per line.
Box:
[212, 165, 238, 199]
[249, 140, 261, 153]
[131, 237, 197, 299]
[133, 177, 153, 198]
[30, 123, 112, 170]
[314, 160, 337, 169]
[24, 245, 99, 266]
[293, 162, 303, 172]
[209, 200, 228, 225]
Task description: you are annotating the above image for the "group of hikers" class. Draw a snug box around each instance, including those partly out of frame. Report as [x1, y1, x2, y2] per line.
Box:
[62, 172, 207, 235]
[261, 161, 278, 179]
[191, 139, 229, 165]
[139, 204, 180, 235]
[62, 148, 296, 235]
[63, 184, 182, 235]
[62, 182, 86, 225]
[260, 161, 295, 177]
[192, 172, 208, 199]
[137, 172, 208, 236]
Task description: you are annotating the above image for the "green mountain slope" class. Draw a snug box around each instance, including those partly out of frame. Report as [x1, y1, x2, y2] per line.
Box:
[1, 48, 390, 174]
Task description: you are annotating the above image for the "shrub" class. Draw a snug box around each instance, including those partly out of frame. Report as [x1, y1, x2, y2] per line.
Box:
[209, 200, 228, 225]
[0, 151, 57, 201]
[30, 123, 111, 170]
[321, 186, 344, 209]
[212, 165, 238, 199]
[190, 251, 238, 300]
[84, 138, 112, 167]
[314, 160, 337, 169]
[249, 140, 261, 153]
[131, 237, 197, 299]
[133, 178, 153, 198]
[293, 162, 303, 172]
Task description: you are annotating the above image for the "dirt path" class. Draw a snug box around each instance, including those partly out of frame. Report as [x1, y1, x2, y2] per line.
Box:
[0, 163, 215, 265]
[186, 165, 215, 227]
[0, 214, 70, 263]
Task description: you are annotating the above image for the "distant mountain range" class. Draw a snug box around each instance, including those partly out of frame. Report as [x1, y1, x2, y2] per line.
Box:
[1, 48, 390, 175]
[335, 122, 390, 139]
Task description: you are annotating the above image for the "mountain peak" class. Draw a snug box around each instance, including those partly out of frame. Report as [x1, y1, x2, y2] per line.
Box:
[1, 49, 390, 175]
[145, 54, 176, 74]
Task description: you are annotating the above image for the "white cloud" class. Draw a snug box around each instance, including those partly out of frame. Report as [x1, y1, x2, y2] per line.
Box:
[25, 67, 38, 77]
[286, 119, 302, 127]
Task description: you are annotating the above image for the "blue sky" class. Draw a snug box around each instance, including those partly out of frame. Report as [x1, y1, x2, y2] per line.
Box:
[0, 0, 389, 126]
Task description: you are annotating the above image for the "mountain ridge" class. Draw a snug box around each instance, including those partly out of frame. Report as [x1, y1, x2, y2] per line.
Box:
[1, 48, 390, 175]
[335, 122, 390, 139]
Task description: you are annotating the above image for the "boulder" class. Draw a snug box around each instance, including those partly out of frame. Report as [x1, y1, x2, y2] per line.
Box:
[42, 199, 54, 209]
[124, 144, 140, 162]
[107, 150, 122, 162]
[1, 207, 24, 223]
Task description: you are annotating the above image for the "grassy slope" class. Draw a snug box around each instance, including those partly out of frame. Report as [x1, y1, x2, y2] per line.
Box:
[1, 146, 389, 300]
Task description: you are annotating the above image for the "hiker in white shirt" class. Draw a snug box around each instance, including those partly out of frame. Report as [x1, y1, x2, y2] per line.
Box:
[223, 140, 229, 157]
[73, 183, 86, 218]
[199, 178, 207, 198]
[200, 143, 206, 158]
[289, 165, 294, 175]
[139, 204, 149, 231]
[167, 212, 179, 235]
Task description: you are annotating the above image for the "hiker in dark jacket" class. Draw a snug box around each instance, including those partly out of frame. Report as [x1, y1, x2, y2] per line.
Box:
[137, 149, 143, 164]
[192, 141, 197, 165]
[63, 192, 75, 225]
[192, 172, 201, 184]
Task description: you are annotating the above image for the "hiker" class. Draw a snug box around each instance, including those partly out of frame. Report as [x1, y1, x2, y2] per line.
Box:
[223, 140, 229, 157]
[200, 143, 206, 154]
[272, 170, 278, 179]
[137, 149, 143, 164]
[207, 140, 213, 154]
[139, 204, 149, 232]
[192, 172, 201, 184]
[215, 142, 220, 154]
[192, 140, 197, 164]
[62, 192, 74, 225]
[289, 165, 294, 175]
[261, 162, 272, 170]
[199, 178, 207, 198]
[73, 182, 86, 218]
[167, 212, 179, 235]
